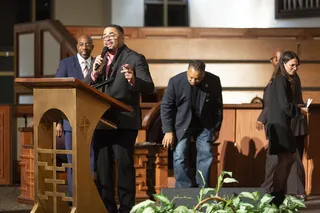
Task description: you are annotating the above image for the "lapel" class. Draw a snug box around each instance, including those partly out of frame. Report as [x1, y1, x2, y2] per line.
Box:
[184, 73, 207, 113]
[199, 75, 209, 114]
[73, 55, 83, 79]
[109, 45, 130, 78]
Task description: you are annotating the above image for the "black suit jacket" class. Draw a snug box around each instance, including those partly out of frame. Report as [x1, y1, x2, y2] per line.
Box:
[161, 71, 223, 142]
[84, 44, 154, 129]
[258, 73, 307, 137]
[267, 74, 300, 154]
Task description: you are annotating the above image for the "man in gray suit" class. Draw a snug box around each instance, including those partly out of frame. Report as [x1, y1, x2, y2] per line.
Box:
[84, 25, 154, 213]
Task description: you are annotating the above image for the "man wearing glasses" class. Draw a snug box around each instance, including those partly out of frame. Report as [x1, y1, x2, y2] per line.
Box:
[85, 25, 154, 213]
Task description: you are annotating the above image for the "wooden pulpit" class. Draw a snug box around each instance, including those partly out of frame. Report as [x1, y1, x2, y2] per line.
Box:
[14, 78, 132, 213]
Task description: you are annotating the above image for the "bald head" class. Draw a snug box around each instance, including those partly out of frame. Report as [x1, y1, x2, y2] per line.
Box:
[77, 35, 93, 44]
[76, 35, 94, 59]
[270, 48, 283, 68]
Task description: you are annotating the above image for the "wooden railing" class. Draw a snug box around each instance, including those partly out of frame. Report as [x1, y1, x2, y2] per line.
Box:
[14, 20, 77, 102]
[276, 0, 320, 18]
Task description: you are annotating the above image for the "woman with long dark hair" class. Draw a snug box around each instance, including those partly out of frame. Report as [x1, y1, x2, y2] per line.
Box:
[257, 49, 307, 200]
[267, 51, 307, 206]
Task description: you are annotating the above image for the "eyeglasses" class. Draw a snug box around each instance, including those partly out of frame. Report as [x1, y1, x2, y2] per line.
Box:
[286, 63, 300, 68]
[101, 34, 117, 40]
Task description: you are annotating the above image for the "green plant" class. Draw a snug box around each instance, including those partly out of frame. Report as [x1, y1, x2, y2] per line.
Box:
[130, 171, 306, 213]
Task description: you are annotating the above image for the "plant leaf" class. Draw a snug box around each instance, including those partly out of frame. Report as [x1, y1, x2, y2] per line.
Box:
[251, 191, 260, 201]
[154, 194, 171, 206]
[197, 170, 206, 188]
[202, 188, 215, 196]
[130, 200, 155, 213]
[205, 205, 214, 213]
[223, 178, 238, 184]
[261, 205, 278, 213]
[239, 202, 255, 209]
[238, 192, 256, 200]
[259, 194, 274, 207]
[142, 206, 156, 213]
[173, 205, 189, 213]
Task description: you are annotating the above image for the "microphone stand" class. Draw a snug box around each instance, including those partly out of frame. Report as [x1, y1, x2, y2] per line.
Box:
[92, 77, 115, 89]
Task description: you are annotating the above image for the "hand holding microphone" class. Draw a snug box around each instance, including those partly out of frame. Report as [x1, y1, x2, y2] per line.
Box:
[92, 46, 109, 75]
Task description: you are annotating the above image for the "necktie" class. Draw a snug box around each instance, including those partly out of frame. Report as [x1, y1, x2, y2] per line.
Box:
[82, 61, 88, 77]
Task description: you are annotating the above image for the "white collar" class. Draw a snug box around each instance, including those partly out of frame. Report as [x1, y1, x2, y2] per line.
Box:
[77, 53, 92, 66]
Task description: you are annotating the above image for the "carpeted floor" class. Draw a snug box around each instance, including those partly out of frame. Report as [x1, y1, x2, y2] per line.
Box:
[0, 186, 32, 213]
[1, 186, 320, 212]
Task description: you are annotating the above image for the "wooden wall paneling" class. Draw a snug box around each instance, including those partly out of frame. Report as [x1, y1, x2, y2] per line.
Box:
[217, 109, 236, 176]
[91, 38, 299, 60]
[66, 27, 140, 40]
[234, 109, 268, 187]
[305, 108, 320, 195]
[302, 91, 320, 104]
[64, 26, 85, 39]
[67, 27, 320, 40]
[0, 106, 11, 185]
[147, 63, 320, 88]
[90, 38, 320, 61]
[148, 63, 274, 88]
[298, 64, 320, 87]
[192, 28, 249, 38]
[137, 28, 193, 38]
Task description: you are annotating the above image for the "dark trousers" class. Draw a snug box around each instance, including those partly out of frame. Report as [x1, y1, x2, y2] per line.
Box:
[93, 129, 138, 213]
[261, 135, 306, 195]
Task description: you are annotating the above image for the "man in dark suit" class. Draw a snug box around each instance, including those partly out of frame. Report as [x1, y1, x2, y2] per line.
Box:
[55, 35, 95, 198]
[84, 25, 154, 213]
[161, 60, 223, 188]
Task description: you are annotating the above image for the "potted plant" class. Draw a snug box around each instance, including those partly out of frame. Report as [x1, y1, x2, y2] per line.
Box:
[130, 171, 306, 213]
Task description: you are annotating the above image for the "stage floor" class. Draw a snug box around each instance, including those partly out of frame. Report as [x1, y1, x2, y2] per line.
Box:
[0, 186, 319, 213]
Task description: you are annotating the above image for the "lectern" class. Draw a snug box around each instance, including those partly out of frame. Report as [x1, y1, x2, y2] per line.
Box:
[15, 78, 132, 213]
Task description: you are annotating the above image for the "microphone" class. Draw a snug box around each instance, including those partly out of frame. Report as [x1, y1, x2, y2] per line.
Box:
[94, 46, 109, 70]
[92, 77, 115, 89]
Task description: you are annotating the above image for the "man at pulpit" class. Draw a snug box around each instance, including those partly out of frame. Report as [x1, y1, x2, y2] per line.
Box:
[85, 25, 154, 213]
[161, 60, 223, 188]
[55, 34, 95, 198]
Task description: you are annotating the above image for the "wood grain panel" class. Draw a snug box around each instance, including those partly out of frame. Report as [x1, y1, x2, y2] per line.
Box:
[67, 27, 320, 40]
[0, 106, 11, 185]
[222, 91, 264, 104]
[137, 28, 193, 38]
[148, 63, 320, 88]
[234, 109, 268, 187]
[302, 91, 320, 104]
[217, 109, 236, 175]
[305, 110, 320, 195]
[66, 27, 140, 39]
[91, 38, 320, 61]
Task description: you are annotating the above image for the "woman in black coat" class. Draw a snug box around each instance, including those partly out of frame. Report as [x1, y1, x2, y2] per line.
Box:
[266, 51, 306, 206]
[257, 49, 307, 199]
